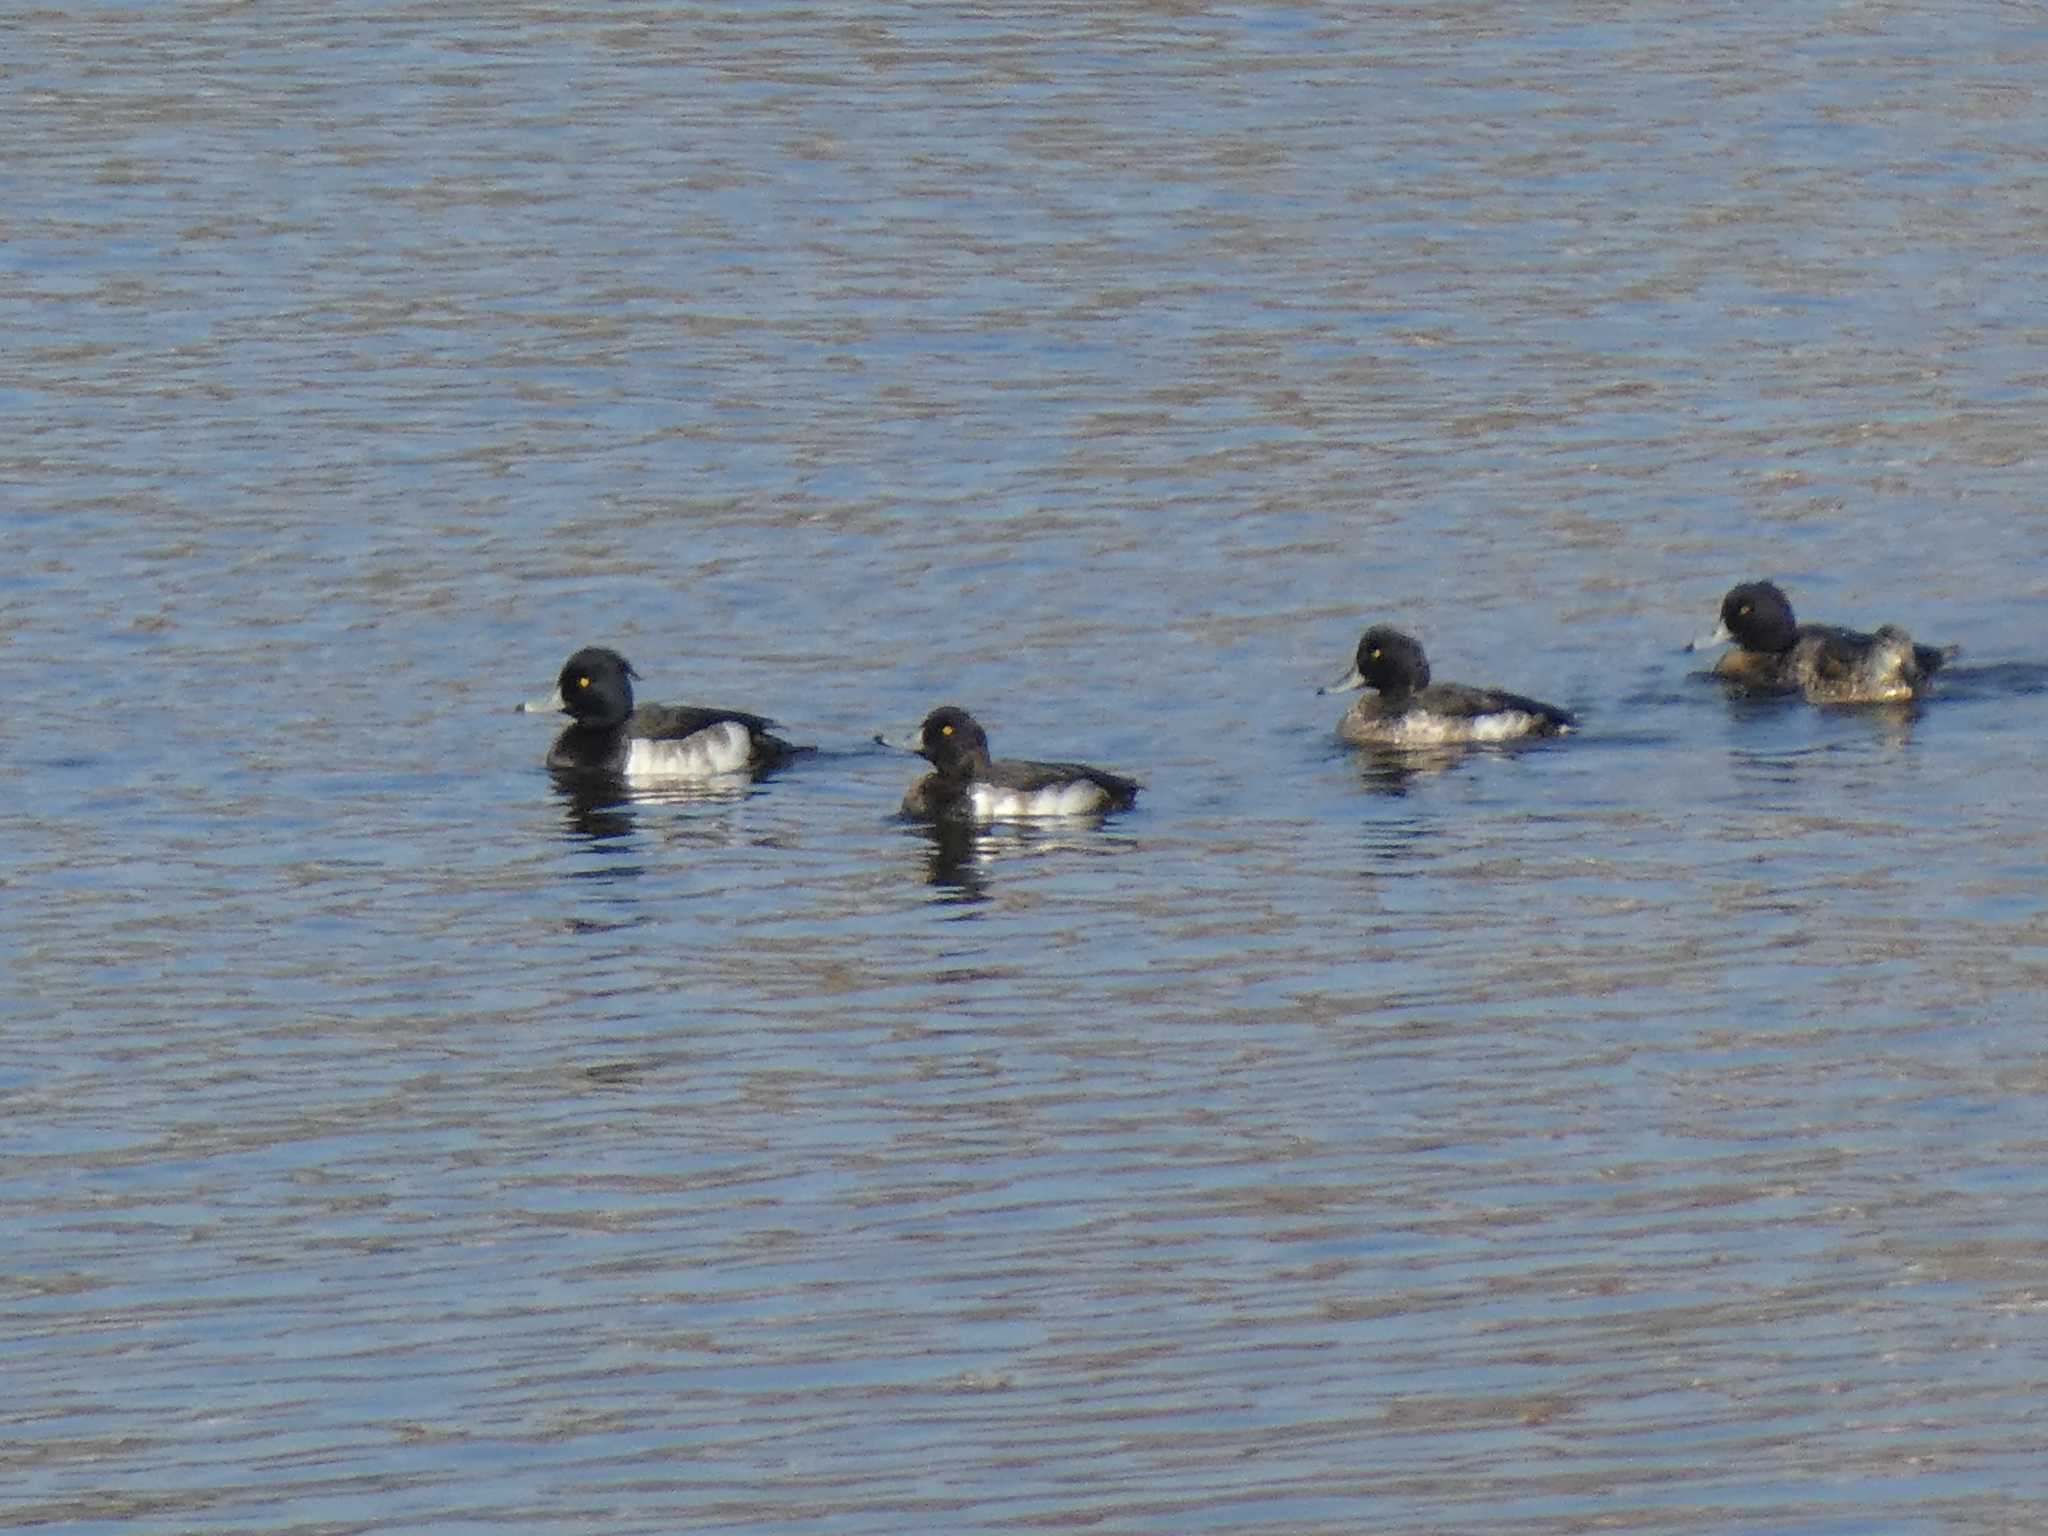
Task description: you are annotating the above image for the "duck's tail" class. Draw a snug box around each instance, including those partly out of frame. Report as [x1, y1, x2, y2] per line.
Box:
[1913, 639, 1960, 677]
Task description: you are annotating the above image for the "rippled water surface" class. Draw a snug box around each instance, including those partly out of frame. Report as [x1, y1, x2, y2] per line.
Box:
[8, 4, 2048, 1532]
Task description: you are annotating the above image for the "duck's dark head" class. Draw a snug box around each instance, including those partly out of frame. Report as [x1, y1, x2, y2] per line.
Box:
[1322, 626, 1431, 698]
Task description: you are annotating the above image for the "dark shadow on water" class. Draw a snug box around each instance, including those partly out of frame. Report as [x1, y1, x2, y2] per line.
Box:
[555, 781, 642, 844]
[1345, 736, 1572, 798]
[1702, 662, 2048, 774]
[580, 1059, 656, 1091]
[922, 819, 991, 904]
[546, 773, 771, 889]
[908, 817, 1138, 906]
[1350, 745, 1471, 798]
[1709, 686, 1924, 754]
[548, 771, 768, 829]
[565, 913, 648, 933]
[1922, 660, 2048, 701]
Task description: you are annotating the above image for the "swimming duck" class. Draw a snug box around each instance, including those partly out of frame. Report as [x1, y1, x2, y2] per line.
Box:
[1691, 581, 1953, 702]
[1321, 627, 1576, 745]
[519, 646, 800, 779]
[881, 705, 1142, 822]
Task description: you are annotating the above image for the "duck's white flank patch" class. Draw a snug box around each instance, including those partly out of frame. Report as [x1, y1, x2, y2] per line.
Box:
[1455, 710, 1544, 743]
[1345, 708, 1547, 746]
[968, 781, 1110, 821]
[623, 721, 754, 780]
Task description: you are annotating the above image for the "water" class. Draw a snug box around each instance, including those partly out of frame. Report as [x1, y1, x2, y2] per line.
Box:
[7, 4, 2048, 1531]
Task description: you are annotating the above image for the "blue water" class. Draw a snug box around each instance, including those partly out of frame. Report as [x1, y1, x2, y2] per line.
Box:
[6, 3, 2048, 1532]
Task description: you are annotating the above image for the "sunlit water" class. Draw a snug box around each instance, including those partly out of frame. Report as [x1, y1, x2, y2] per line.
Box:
[7, 4, 2048, 1532]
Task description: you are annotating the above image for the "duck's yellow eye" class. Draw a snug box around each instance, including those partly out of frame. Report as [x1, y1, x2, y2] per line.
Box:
[577, 676, 591, 689]
[941, 723, 954, 736]
[1369, 648, 1381, 660]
